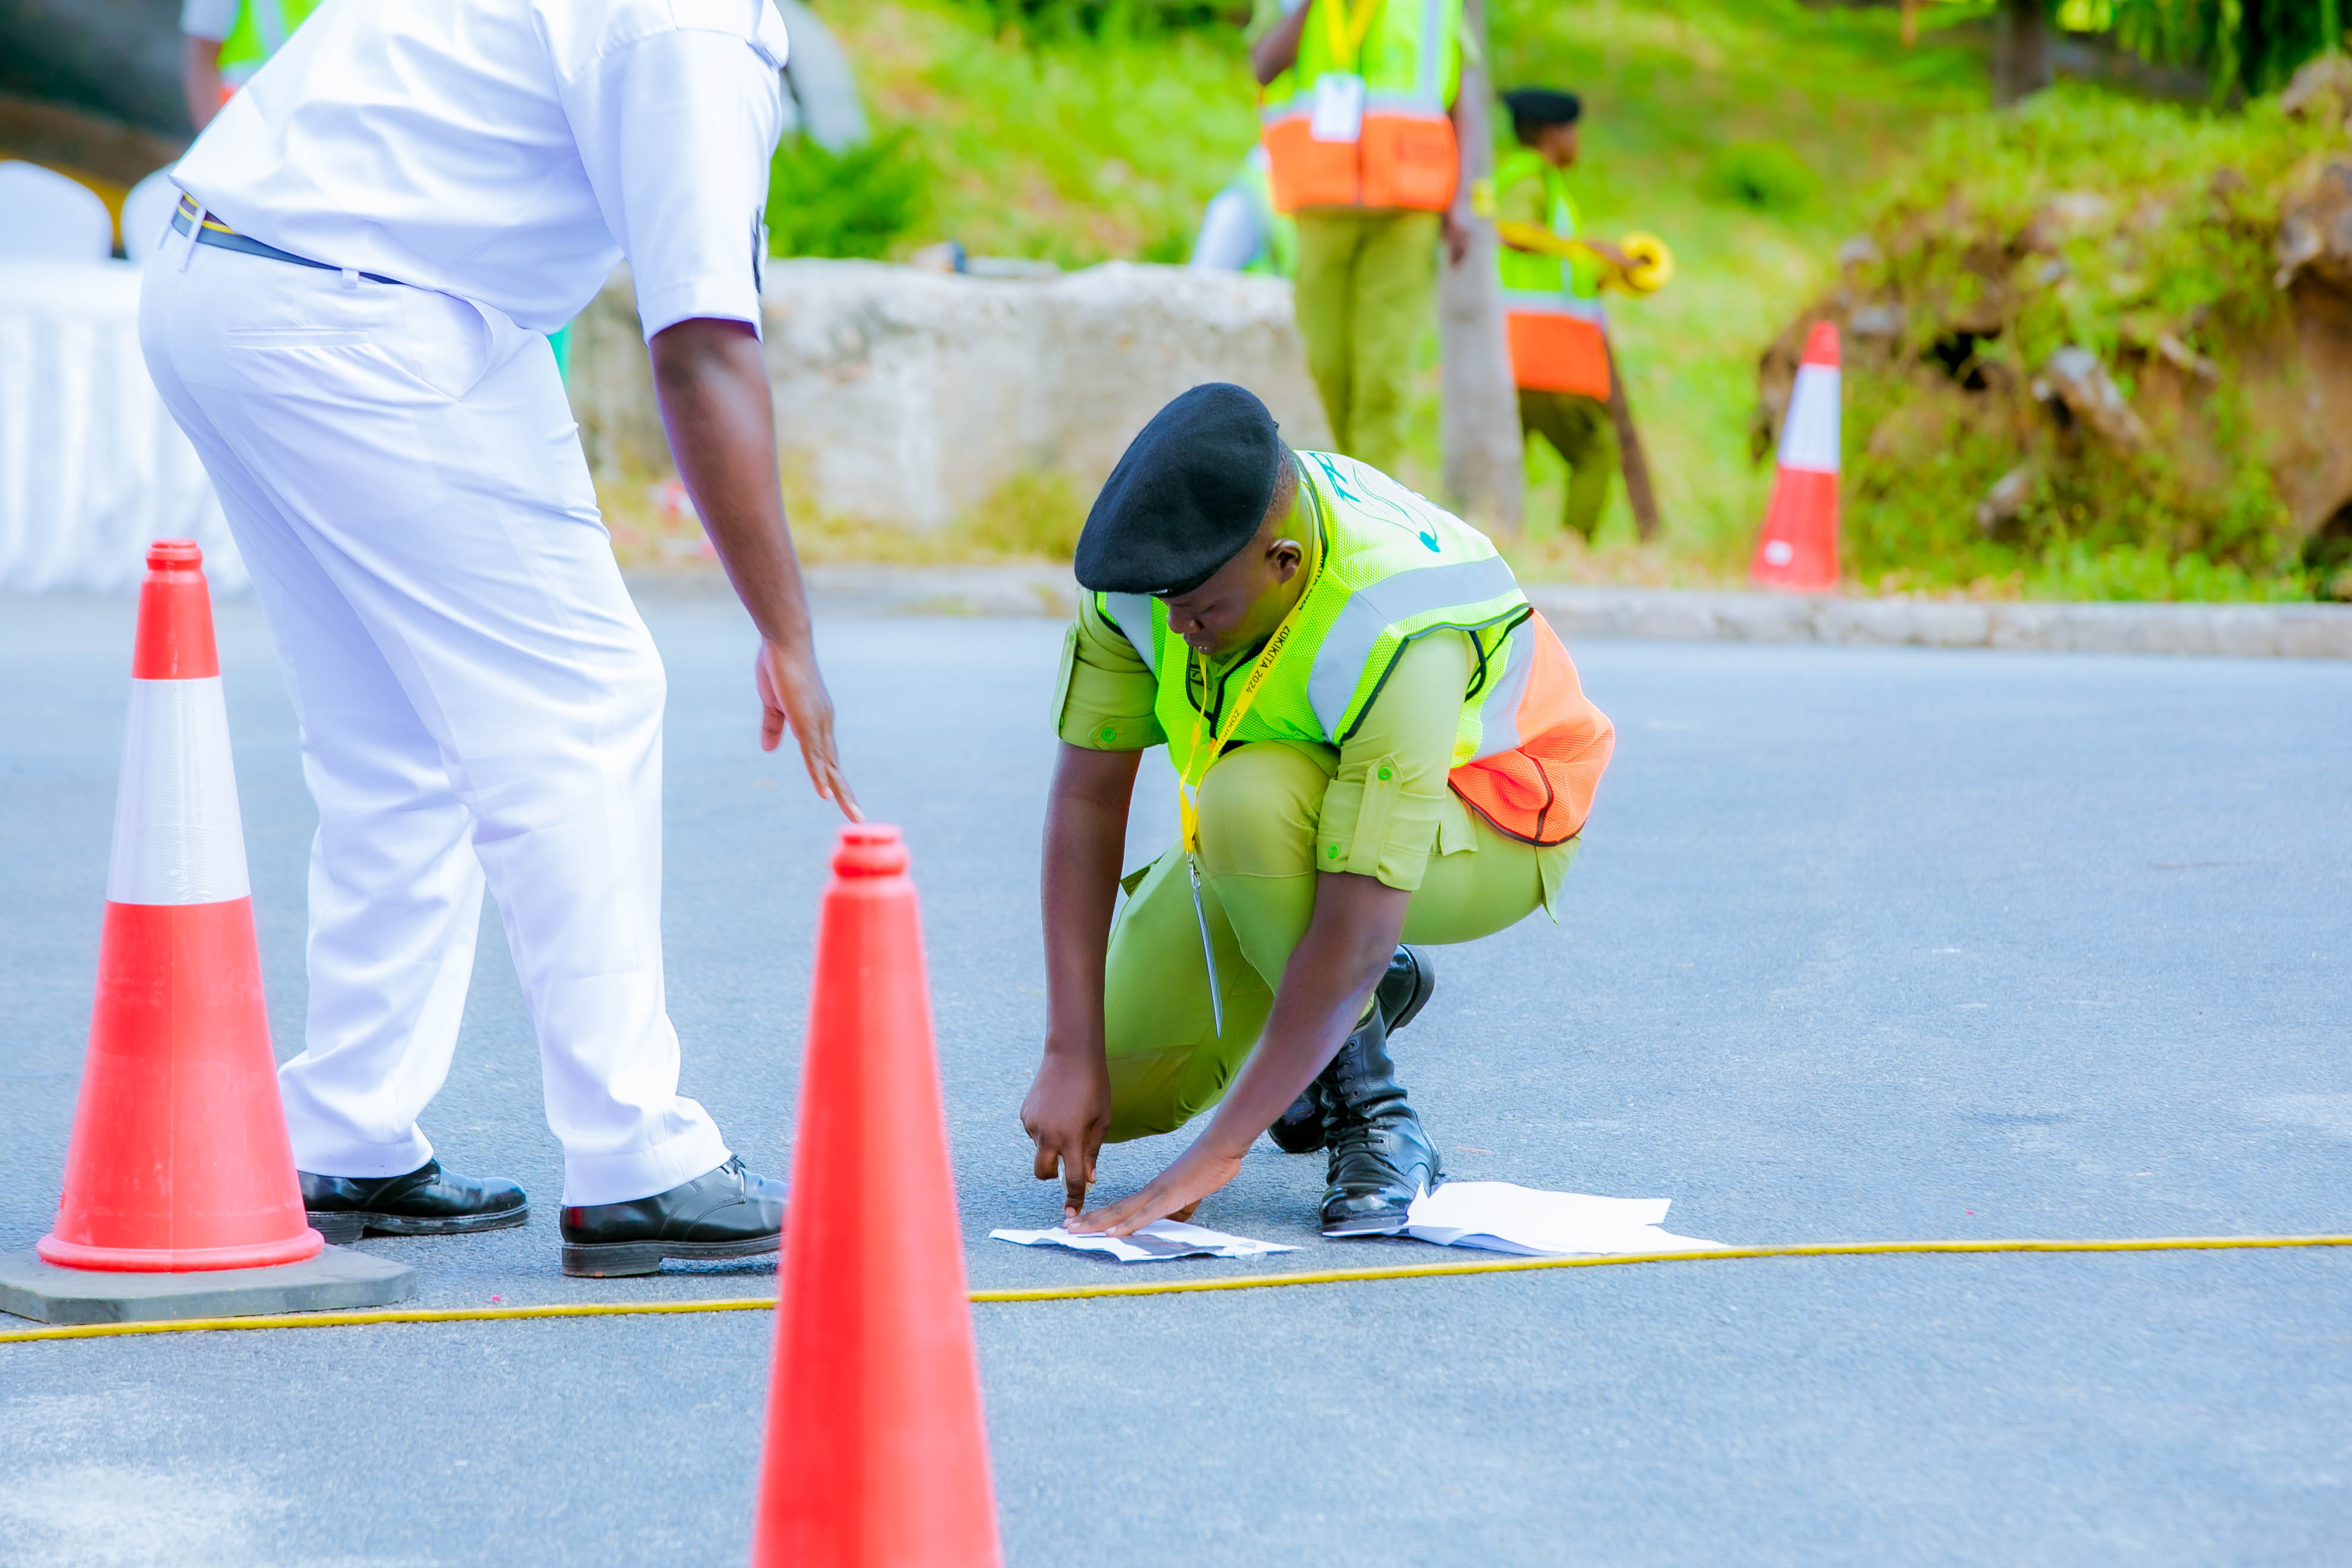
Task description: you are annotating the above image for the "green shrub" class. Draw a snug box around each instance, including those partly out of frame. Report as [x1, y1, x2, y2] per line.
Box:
[1699, 140, 1820, 212]
[1831, 84, 2338, 599]
[767, 128, 930, 260]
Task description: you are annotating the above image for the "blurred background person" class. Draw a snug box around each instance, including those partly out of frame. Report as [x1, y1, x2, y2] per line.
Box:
[1492, 87, 1630, 542]
[1188, 145, 1296, 279]
[182, 0, 318, 131]
[1250, 0, 1466, 472]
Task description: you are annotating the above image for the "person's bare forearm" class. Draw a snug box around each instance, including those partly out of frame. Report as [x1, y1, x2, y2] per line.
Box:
[648, 318, 812, 653]
[182, 36, 223, 130]
[1253, 1, 1311, 85]
[1197, 872, 1406, 1155]
[1041, 744, 1140, 1064]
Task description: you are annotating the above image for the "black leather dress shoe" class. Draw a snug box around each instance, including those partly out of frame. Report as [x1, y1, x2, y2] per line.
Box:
[558, 1156, 785, 1278]
[1319, 1006, 1442, 1237]
[301, 1160, 528, 1245]
[1267, 946, 1438, 1156]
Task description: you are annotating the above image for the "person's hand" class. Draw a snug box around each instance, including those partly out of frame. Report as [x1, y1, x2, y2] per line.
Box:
[1066, 1138, 1245, 1238]
[754, 637, 860, 821]
[1592, 240, 1635, 274]
[1441, 203, 1473, 266]
[1020, 1047, 1112, 1221]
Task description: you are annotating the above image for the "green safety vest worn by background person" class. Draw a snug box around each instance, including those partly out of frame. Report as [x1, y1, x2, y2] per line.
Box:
[1490, 146, 1611, 399]
[217, 0, 321, 88]
[1093, 451, 1613, 846]
[1259, 0, 1462, 215]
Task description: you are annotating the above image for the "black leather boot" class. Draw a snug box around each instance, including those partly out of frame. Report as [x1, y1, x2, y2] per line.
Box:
[1267, 946, 1438, 1156]
[1319, 1006, 1442, 1237]
[301, 1159, 528, 1245]
[558, 1156, 786, 1278]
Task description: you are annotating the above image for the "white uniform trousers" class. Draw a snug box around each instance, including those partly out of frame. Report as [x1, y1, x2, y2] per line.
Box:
[140, 238, 731, 1206]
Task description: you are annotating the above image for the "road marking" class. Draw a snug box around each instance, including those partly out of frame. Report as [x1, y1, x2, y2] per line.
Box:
[2, 1234, 2347, 1345]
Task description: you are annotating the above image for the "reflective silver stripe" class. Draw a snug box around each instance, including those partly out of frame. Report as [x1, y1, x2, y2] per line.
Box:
[1501, 291, 1607, 323]
[255, 0, 287, 53]
[1264, 92, 1447, 121]
[1418, 0, 1444, 102]
[106, 678, 252, 906]
[1305, 555, 1521, 735]
[1100, 593, 1159, 678]
[1468, 622, 1534, 760]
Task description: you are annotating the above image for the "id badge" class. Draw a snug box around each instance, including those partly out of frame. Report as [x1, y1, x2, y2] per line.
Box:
[1309, 72, 1367, 143]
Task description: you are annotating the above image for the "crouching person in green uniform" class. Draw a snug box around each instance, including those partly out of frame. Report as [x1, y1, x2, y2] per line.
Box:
[1022, 383, 1616, 1238]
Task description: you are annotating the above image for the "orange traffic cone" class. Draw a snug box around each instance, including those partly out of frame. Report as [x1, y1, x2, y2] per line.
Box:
[752, 826, 1002, 1568]
[37, 540, 322, 1273]
[1750, 320, 1842, 593]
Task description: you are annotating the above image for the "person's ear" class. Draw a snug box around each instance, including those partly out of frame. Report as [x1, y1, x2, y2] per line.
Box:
[1267, 536, 1303, 581]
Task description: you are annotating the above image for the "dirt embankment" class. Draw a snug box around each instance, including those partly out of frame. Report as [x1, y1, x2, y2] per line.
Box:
[1757, 61, 2352, 599]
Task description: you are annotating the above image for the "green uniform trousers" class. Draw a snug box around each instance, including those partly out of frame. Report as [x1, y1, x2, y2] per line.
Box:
[1294, 209, 1440, 474]
[1518, 388, 1618, 541]
[1102, 740, 1572, 1142]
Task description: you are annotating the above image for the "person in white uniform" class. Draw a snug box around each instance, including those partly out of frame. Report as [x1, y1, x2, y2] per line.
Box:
[141, 0, 856, 1279]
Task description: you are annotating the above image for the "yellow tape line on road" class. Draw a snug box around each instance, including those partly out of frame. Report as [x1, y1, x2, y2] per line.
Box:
[5, 1233, 2348, 1346]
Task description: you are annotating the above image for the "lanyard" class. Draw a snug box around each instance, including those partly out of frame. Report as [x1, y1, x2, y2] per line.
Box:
[1319, 0, 1382, 74]
[1175, 576, 1316, 854]
[1172, 562, 1318, 1038]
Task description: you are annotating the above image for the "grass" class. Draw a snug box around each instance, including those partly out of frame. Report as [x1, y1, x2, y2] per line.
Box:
[1473, 0, 1993, 580]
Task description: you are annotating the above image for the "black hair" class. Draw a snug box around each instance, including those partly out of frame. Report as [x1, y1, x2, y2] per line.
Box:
[1502, 87, 1582, 145]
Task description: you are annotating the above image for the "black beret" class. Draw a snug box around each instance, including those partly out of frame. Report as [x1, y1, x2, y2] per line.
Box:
[1075, 383, 1285, 596]
[1503, 88, 1582, 129]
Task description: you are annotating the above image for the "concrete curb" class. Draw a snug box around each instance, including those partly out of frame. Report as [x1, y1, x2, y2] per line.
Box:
[1521, 586, 2352, 659]
[786, 565, 2352, 659]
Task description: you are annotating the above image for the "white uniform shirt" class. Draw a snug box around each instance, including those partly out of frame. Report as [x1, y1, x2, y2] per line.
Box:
[173, 0, 789, 340]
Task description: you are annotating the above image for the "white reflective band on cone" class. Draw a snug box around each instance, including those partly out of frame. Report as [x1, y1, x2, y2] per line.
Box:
[106, 677, 252, 906]
[1776, 364, 1841, 475]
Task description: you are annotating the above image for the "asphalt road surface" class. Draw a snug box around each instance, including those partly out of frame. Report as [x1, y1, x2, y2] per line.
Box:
[3, 582, 2347, 1566]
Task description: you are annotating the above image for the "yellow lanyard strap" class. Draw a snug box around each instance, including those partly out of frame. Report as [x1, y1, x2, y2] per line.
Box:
[1176, 581, 1317, 853]
[1319, 0, 1382, 74]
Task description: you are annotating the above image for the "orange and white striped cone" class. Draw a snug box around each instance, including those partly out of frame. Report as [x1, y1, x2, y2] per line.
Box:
[37, 540, 323, 1273]
[1749, 321, 1841, 593]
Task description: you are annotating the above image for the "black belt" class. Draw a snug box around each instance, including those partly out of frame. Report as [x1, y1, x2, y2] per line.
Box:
[172, 198, 404, 286]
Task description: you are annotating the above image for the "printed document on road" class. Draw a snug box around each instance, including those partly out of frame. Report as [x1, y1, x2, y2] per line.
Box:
[1404, 1183, 1726, 1257]
[991, 1219, 1299, 1263]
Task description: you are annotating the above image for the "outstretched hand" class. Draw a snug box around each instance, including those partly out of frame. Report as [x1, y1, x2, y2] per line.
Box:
[1065, 1140, 1245, 1238]
[755, 638, 860, 821]
[1021, 1048, 1111, 1221]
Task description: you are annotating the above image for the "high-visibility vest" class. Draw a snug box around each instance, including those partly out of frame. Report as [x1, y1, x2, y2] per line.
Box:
[1491, 147, 1610, 399]
[1094, 450, 1614, 846]
[217, 0, 321, 88]
[1234, 148, 1300, 279]
[1259, 0, 1462, 216]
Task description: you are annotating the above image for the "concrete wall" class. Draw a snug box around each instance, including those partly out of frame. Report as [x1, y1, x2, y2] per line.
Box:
[571, 259, 1330, 532]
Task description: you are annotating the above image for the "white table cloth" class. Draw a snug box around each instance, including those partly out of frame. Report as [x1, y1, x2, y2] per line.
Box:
[0, 261, 245, 592]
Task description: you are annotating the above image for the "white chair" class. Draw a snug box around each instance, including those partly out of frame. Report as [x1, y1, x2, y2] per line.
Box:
[0, 161, 115, 262]
[119, 168, 185, 264]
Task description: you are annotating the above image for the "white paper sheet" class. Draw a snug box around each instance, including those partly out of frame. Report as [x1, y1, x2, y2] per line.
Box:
[1403, 1182, 1726, 1257]
[990, 1219, 1298, 1263]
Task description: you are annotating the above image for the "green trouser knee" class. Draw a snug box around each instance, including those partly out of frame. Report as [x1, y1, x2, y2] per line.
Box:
[1101, 741, 1568, 1142]
[1518, 388, 1617, 540]
[1294, 209, 1440, 473]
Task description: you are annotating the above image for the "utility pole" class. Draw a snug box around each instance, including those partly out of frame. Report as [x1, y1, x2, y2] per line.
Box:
[1439, 0, 1522, 537]
[1991, 0, 2052, 105]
